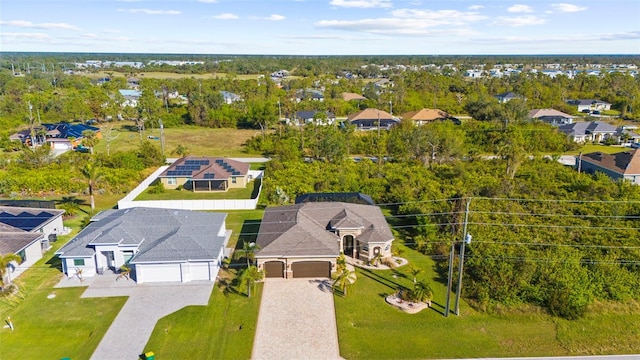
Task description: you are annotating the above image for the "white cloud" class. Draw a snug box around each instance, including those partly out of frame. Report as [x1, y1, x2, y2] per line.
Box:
[329, 0, 393, 9]
[550, 3, 587, 12]
[508, 4, 534, 13]
[475, 31, 640, 44]
[263, 14, 286, 21]
[316, 8, 487, 36]
[212, 13, 239, 20]
[0, 20, 80, 31]
[0, 32, 51, 40]
[468, 5, 484, 10]
[117, 8, 181, 15]
[492, 15, 546, 26]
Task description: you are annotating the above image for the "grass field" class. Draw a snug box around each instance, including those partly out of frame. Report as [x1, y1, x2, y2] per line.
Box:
[335, 243, 640, 359]
[567, 144, 631, 155]
[85, 71, 263, 80]
[94, 122, 262, 157]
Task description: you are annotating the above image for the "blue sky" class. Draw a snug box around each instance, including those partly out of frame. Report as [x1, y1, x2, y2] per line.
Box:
[1, 0, 639, 55]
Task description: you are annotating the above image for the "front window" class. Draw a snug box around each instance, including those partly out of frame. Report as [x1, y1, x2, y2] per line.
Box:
[232, 177, 237, 184]
[17, 250, 26, 264]
[73, 258, 85, 266]
[167, 177, 177, 185]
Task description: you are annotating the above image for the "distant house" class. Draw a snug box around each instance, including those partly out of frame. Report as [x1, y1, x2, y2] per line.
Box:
[400, 108, 453, 125]
[464, 70, 484, 78]
[157, 157, 251, 192]
[56, 207, 230, 283]
[348, 108, 399, 130]
[220, 91, 242, 104]
[566, 99, 612, 113]
[494, 92, 525, 104]
[255, 202, 394, 278]
[118, 89, 142, 107]
[0, 206, 65, 283]
[558, 121, 631, 143]
[295, 89, 324, 102]
[289, 110, 336, 126]
[577, 150, 640, 184]
[271, 70, 289, 79]
[10, 123, 100, 149]
[528, 109, 574, 125]
[341, 92, 366, 101]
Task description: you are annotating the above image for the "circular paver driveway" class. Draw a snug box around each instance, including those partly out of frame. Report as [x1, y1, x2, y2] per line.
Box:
[252, 278, 342, 360]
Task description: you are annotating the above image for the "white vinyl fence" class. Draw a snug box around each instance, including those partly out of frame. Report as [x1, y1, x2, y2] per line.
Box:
[118, 168, 264, 210]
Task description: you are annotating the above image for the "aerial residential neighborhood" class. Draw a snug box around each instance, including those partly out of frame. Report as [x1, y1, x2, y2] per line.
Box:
[1, 0, 640, 358]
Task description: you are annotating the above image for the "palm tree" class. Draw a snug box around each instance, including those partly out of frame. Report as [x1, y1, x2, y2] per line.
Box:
[81, 130, 98, 154]
[408, 264, 423, 284]
[237, 265, 263, 298]
[234, 240, 259, 267]
[0, 253, 22, 289]
[80, 161, 103, 211]
[405, 280, 433, 303]
[332, 265, 356, 296]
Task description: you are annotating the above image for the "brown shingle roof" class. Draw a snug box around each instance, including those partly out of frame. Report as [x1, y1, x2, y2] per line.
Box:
[341, 92, 367, 101]
[581, 149, 640, 175]
[401, 108, 450, 122]
[347, 108, 395, 121]
[256, 202, 393, 258]
[0, 232, 42, 254]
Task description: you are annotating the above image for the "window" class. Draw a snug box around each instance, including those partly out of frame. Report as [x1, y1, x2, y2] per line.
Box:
[74, 259, 85, 266]
[123, 250, 135, 264]
[17, 250, 26, 264]
[232, 177, 237, 184]
[167, 177, 177, 185]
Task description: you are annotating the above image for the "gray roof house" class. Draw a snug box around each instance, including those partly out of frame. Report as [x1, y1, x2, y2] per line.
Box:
[494, 91, 524, 103]
[56, 207, 231, 283]
[0, 206, 65, 284]
[529, 109, 574, 125]
[566, 99, 612, 112]
[558, 121, 632, 143]
[255, 202, 394, 279]
[289, 110, 336, 126]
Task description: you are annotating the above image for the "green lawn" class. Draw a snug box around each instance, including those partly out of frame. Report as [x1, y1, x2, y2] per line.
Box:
[335, 243, 640, 359]
[135, 178, 261, 201]
[0, 223, 126, 360]
[566, 144, 631, 155]
[144, 271, 263, 359]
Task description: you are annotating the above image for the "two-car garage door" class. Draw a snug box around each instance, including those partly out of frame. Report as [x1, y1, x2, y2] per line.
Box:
[263, 260, 331, 278]
[292, 261, 331, 278]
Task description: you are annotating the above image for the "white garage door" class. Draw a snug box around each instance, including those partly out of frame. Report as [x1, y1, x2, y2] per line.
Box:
[190, 262, 212, 281]
[136, 263, 182, 283]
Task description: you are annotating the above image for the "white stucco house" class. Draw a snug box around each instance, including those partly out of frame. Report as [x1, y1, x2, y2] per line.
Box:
[0, 206, 65, 283]
[56, 207, 231, 284]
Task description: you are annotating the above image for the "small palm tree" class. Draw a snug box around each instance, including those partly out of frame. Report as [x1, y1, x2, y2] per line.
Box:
[332, 256, 356, 297]
[404, 280, 433, 303]
[237, 265, 263, 298]
[80, 161, 103, 211]
[408, 264, 423, 284]
[234, 240, 259, 267]
[0, 253, 22, 289]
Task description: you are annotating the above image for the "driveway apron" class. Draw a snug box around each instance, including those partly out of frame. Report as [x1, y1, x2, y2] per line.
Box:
[57, 273, 213, 360]
[252, 279, 342, 360]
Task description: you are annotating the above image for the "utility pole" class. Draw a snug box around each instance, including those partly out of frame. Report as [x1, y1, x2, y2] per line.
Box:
[158, 119, 165, 155]
[444, 239, 455, 317]
[454, 199, 472, 315]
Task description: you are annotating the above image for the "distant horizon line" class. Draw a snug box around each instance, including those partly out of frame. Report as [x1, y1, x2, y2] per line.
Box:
[1, 51, 639, 58]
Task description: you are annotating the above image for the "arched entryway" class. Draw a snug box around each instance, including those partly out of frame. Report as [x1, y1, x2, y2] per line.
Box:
[343, 235, 356, 258]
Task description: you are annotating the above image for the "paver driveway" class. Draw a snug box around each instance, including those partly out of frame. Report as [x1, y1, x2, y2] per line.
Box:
[252, 278, 342, 360]
[56, 272, 213, 360]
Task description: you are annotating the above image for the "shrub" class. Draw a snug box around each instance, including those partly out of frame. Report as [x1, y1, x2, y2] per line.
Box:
[147, 182, 165, 194]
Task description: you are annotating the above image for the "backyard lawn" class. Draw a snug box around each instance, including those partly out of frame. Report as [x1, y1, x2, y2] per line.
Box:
[135, 178, 261, 201]
[335, 243, 640, 359]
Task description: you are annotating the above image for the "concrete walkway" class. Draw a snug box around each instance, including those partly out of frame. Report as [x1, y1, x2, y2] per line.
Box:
[56, 272, 213, 360]
[252, 279, 342, 360]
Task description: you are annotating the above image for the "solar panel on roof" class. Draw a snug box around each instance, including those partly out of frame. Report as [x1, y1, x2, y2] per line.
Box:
[204, 173, 215, 179]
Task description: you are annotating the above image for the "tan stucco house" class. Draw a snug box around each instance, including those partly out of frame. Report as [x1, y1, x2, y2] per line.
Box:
[255, 202, 394, 279]
[158, 157, 250, 192]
